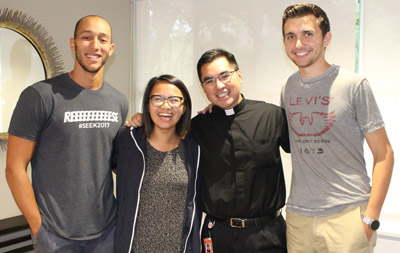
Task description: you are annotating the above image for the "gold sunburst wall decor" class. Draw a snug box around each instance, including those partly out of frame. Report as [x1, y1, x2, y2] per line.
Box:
[0, 8, 64, 78]
[0, 133, 7, 152]
[0, 8, 64, 151]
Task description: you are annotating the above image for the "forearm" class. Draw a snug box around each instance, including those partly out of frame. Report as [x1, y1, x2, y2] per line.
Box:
[6, 166, 42, 234]
[6, 135, 41, 234]
[364, 145, 394, 219]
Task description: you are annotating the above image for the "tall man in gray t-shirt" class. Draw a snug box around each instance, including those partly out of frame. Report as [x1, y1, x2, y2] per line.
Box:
[280, 3, 394, 252]
[6, 15, 128, 252]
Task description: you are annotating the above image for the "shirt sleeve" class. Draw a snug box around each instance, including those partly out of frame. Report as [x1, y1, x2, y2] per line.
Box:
[279, 107, 290, 153]
[353, 79, 384, 134]
[8, 86, 48, 142]
[120, 96, 129, 125]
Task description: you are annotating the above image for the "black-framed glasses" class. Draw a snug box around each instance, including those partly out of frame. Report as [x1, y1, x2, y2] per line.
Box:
[201, 70, 238, 86]
[149, 95, 184, 108]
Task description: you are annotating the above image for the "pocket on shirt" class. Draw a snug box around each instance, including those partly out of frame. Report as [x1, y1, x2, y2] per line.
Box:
[253, 138, 278, 168]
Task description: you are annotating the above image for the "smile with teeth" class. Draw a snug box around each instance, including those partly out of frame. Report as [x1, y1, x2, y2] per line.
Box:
[295, 51, 309, 56]
[87, 54, 101, 59]
[217, 91, 229, 98]
[158, 112, 173, 118]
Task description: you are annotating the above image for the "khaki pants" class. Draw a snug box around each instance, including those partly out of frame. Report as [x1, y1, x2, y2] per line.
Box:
[287, 205, 377, 253]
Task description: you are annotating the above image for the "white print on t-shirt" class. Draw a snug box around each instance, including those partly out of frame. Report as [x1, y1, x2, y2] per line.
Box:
[78, 122, 111, 128]
[64, 110, 119, 123]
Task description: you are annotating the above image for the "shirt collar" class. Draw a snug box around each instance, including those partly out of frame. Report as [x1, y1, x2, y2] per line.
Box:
[213, 94, 246, 116]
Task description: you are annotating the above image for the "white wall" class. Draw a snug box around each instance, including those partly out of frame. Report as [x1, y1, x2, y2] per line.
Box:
[0, 0, 132, 219]
[132, 0, 356, 113]
[362, 0, 400, 238]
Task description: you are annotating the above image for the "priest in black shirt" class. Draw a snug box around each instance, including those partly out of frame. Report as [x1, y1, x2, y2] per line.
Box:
[192, 49, 290, 253]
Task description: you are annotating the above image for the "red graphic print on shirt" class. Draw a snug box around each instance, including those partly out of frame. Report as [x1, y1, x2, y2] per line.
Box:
[288, 110, 336, 137]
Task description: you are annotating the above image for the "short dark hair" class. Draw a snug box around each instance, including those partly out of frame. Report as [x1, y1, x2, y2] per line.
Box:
[196, 48, 239, 82]
[142, 74, 192, 138]
[73, 15, 112, 40]
[282, 3, 330, 37]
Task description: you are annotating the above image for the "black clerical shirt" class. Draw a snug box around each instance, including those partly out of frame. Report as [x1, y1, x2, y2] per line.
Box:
[191, 98, 290, 219]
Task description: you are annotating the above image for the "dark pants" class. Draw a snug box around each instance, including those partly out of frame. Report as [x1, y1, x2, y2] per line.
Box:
[201, 214, 287, 253]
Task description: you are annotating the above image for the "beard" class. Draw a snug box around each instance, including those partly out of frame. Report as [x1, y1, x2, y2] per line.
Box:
[75, 49, 109, 73]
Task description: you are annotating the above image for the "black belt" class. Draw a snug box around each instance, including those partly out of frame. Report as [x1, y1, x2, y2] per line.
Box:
[212, 210, 281, 228]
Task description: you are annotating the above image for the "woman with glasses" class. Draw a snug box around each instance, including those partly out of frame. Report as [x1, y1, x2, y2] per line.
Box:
[112, 75, 201, 253]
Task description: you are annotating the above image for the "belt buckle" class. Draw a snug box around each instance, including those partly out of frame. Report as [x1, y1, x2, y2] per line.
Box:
[230, 218, 245, 228]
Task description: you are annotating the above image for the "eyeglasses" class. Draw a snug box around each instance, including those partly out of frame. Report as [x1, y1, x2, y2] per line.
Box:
[201, 70, 238, 86]
[149, 95, 184, 108]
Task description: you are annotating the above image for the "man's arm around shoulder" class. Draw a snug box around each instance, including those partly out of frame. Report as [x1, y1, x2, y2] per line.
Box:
[5, 134, 41, 236]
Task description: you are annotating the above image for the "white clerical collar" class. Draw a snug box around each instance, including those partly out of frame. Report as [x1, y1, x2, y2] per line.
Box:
[224, 108, 235, 116]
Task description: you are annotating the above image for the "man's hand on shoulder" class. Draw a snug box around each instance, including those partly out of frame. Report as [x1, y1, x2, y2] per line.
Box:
[125, 113, 143, 127]
[197, 104, 213, 114]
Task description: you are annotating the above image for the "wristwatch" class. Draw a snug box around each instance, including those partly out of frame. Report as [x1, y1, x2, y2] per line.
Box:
[361, 214, 380, 231]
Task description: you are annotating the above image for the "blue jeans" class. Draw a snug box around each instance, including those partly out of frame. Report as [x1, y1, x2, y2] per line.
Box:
[32, 223, 115, 253]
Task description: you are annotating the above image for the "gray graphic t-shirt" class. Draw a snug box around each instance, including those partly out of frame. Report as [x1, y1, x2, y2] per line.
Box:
[281, 65, 384, 216]
[8, 73, 128, 239]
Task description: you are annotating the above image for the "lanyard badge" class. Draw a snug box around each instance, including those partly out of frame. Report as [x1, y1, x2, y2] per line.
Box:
[203, 238, 214, 253]
[203, 221, 215, 253]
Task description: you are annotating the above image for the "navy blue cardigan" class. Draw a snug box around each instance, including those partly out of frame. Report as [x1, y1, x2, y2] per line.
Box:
[112, 127, 201, 253]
